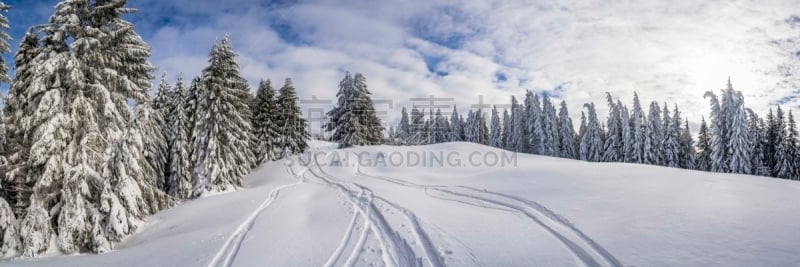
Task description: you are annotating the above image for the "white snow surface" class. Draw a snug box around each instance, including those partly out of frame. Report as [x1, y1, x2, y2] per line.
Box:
[6, 141, 800, 266]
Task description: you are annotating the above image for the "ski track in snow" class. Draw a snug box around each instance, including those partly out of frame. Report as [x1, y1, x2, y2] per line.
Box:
[355, 168, 623, 267]
[207, 160, 306, 267]
[305, 150, 442, 267]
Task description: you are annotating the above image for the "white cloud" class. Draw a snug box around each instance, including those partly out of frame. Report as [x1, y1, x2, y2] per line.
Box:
[134, 0, 800, 131]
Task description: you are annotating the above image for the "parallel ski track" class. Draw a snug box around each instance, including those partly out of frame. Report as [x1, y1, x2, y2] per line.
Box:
[355, 167, 622, 267]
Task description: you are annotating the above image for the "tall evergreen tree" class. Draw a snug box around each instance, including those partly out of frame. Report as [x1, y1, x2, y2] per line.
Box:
[662, 104, 680, 168]
[603, 93, 623, 162]
[580, 103, 603, 162]
[502, 109, 511, 149]
[704, 91, 728, 173]
[276, 78, 310, 155]
[558, 101, 577, 159]
[511, 96, 527, 152]
[251, 80, 281, 165]
[449, 106, 463, 142]
[643, 102, 663, 165]
[524, 91, 542, 154]
[696, 117, 713, 171]
[618, 101, 634, 162]
[325, 73, 383, 148]
[149, 74, 171, 190]
[397, 107, 411, 145]
[191, 36, 255, 197]
[630, 92, 645, 163]
[541, 95, 560, 156]
[773, 107, 791, 179]
[167, 76, 193, 198]
[728, 91, 751, 174]
[747, 110, 768, 176]
[490, 106, 502, 148]
[679, 119, 696, 170]
[766, 109, 777, 176]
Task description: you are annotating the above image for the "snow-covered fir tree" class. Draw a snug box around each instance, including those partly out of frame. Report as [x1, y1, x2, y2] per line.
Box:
[449, 106, 463, 142]
[773, 107, 792, 179]
[191, 36, 255, 197]
[728, 91, 750, 174]
[541, 95, 560, 157]
[643, 102, 663, 165]
[502, 109, 511, 149]
[17, 0, 172, 255]
[696, 117, 713, 172]
[167, 76, 193, 199]
[325, 73, 383, 148]
[765, 109, 777, 175]
[490, 106, 502, 148]
[580, 103, 603, 162]
[149, 74, 171, 190]
[618, 101, 633, 163]
[431, 109, 449, 144]
[602, 93, 623, 162]
[629, 93, 645, 163]
[276, 78, 310, 155]
[397, 107, 411, 144]
[511, 96, 527, 152]
[704, 91, 728, 173]
[410, 108, 425, 145]
[525, 91, 544, 154]
[679, 119, 696, 170]
[747, 110, 768, 176]
[251, 80, 281, 165]
[661, 104, 680, 168]
[557, 101, 577, 159]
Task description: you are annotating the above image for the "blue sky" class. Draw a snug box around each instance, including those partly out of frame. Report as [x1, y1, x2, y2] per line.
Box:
[2, 0, 800, 132]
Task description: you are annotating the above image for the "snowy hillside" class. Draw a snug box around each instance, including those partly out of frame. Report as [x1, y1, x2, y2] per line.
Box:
[9, 141, 800, 267]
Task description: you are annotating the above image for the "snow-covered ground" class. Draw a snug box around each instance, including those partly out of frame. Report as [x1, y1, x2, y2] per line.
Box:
[7, 141, 800, 266]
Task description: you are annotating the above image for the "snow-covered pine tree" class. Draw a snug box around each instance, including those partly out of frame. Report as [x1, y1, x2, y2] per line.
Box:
[618, 101, 633, 162]
[435, 109, 450, 143]
[276, 78, 309, 155]
[449, 106, 463, 142]
[149, 74, 171, 191]
[578, 111, 587, 159]
[541, 95, 560, 157]
[490, 106, 502, 148]
[427, 109, 434, 145]
[410, 108, 424, 145]
[325, 72, 383, 148]
[525, 91, 544, 154]
[464, 110, 476, 143]
[765, 109, 777, 176]
[773, 107, 791, 179]
[0, 3, 17, 249]
[786, 110, 799, 179]
[629, 93, 645, 163]
[166, 76, 193, 199]
[558, 101, 577, 159]
[704, 91, 728, 173]
[696, 117, 713, 171]
[502, 109, 511, 149]
[747, 109, 767, 176]
[680, 119, 696, 170]
[397, 107, 411, 144]
[191, 36, 255, 197]
[20, 0, 168, 255]
[728, 91, 751, 174]
[661, 104, 680, 168]
[643, 102, 663, 165]
[511, 96, 527, 152]
[602, 93, 622, 162]
[580, 103, 604, 162]
[251, 79, 281, 165]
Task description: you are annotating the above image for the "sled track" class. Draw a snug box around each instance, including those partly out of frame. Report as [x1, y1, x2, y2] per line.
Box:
[356, 169, 622, 267]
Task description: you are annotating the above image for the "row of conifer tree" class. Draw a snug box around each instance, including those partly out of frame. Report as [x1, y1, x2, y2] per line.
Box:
[0, 1, 310, 257]
[389, 79, 800, 180]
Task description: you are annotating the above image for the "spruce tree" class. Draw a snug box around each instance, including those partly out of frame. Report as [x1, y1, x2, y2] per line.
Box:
[20, 0, 165, 255]
[149, 74, 171, 190]
[661, 104, 680, 168]
[168, 77, 193, 198]
[251, 80, 281, 165]
[630, 93, 645, 163]
[541, 95, 560, 156]
[773, 107, 791, 179]
[490, 106, 502, 148]
[449, 106, 463, 142]
[525, 91, 543, 154]
[618, 101, 634, 162]
[680, 119, 696, 170]
[397, 107, 411, 144]
[728, 91, 750, 174]
[511, 96, 527, 152]
[747, 110, 768, 176]
[643, 102, 663, 165]
[704, 91, 728, 173]
[558, 101, 577, 159]
[696, 117, 713, 171]
[277, 78, 310, 155]
[580, 103, 603, 162]
[502, 109, 511, 149]
[603, 93, 622, 162]
[192, 36, 255, 197]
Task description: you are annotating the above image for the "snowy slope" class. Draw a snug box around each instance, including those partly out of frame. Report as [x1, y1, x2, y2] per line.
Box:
[6, 141, 800, 266]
